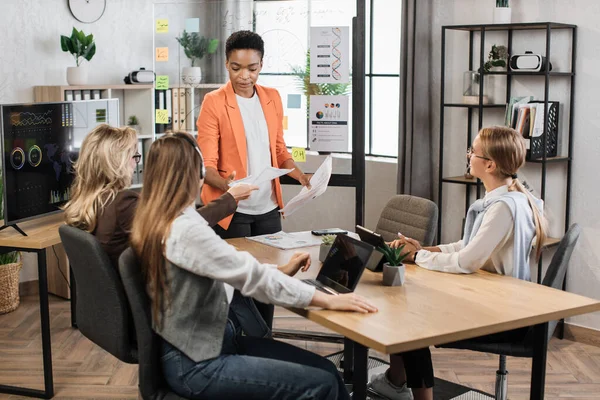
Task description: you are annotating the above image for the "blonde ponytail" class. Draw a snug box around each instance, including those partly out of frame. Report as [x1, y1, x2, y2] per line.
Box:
[509, 178, 548, 261]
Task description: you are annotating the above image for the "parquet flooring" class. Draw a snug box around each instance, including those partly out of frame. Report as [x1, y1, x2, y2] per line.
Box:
[1, 294, 600, 399]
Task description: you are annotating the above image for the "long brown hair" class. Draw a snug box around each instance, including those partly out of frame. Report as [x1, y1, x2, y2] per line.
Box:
[478, 126, 548, 260]
[130, 133, 202, 325]
[63, 124, 137, 232]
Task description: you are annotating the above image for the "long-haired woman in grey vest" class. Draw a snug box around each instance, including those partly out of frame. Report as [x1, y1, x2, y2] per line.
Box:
[369, 126, 547, 400]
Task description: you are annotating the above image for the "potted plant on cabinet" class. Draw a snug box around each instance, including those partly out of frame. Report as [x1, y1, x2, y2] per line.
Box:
[319, 234, 336, 262]
[0, 172, 22, 314]
[127, 115, 141, 133]
[378, 243, 410, 287]
[60, 27, 96, 85]
[176, 31, 219, 85]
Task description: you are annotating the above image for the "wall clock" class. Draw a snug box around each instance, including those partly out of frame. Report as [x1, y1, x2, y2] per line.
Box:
[68, 0, 106, 23]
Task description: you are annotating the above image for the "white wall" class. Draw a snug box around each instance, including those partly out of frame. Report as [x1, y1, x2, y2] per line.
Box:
[432, 0, 600, 329]
[0, 0, 398, 284]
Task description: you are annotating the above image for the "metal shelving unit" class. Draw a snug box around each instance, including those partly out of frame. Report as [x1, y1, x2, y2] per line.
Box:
[438, 22, 577, 284]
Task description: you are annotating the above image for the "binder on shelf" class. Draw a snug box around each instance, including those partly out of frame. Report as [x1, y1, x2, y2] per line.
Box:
[92, 89, 101, 99]
[82, 90, 91, 100]
[171, 88, 180, 131]
[526, 100, 559, 160]
[179, 88, 187, 131]
[73, 91, 82, 101]
[166, 88, 173, 130]
[185, 88, 195, 131]
[64, 90, 74, 101]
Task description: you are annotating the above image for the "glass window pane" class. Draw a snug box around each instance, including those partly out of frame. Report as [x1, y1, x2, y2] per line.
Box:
[365, 0, 371, 75]
[365, 77, 371, 154]
[258, 74, 308, 148]
[371, 77, 399, 157]
[372, 0, 401, 75]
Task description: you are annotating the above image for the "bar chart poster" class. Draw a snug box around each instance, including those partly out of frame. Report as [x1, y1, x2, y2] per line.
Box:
[309, 95, 348, 152]
[310, 26, 349, 84]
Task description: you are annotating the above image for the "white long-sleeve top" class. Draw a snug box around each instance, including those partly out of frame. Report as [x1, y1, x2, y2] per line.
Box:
[416, 185, 521, 275]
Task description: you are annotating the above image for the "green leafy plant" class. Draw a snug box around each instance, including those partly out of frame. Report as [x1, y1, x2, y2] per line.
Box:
[321, 234, 336, 246]
[60, 27, 96, 67]
[176, 31, 219, 67]
[378, 243, 410, 267]
[0, 171, 20, 266]
[482, 45, 509, 73]
[127, 115, 139, 126]
[496, 0, 509, 7]
[292, 50, 351, 114]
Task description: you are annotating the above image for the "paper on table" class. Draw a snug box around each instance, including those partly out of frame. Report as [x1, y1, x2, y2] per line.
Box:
[228, 166, 294, 187]
[280, 155, 332, 217]
[247, 231, 323, 250]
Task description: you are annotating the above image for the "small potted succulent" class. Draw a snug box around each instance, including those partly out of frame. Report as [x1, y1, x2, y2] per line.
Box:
[378, 243, 410, 287]
[176, 31, 219, 85]
[127, 115, 141, 133]
[319, 234, 336, 262]
[60, 27, 96, 85]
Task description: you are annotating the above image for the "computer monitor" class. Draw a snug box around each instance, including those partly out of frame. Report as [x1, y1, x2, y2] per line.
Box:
[0, 99, 119, 230]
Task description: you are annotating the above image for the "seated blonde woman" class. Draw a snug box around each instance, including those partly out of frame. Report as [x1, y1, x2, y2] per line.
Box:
[63, 125, 257, 269]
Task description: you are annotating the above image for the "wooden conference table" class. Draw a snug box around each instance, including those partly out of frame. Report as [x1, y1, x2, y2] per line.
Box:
[228, 236, 600, 400]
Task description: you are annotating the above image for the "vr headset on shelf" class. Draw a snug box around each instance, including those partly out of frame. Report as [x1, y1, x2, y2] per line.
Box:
[509, 51, 553, 72]
[124, 68, 155, 84]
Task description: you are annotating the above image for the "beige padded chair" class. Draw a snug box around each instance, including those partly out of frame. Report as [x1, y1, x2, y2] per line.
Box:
[375, 195, 439, 246]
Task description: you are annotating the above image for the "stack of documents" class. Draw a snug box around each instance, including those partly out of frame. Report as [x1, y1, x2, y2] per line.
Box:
[280, 156, 332, 217]
[246, 231, 323, 250]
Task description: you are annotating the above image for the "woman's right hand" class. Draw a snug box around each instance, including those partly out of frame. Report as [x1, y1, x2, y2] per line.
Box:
[311, 291, 378, 314]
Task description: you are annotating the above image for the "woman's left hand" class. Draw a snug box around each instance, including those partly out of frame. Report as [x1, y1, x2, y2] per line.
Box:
[278, 252, 311, 276]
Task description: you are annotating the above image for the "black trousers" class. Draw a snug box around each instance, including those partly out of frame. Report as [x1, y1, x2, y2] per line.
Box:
[403, 327, 530, 389]
[214, 207, 282, 329]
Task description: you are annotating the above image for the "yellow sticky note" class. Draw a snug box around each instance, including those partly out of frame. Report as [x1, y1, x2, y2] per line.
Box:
[156, 109, 169, 124]
[291, 147, 306, 163]
[156, 75, 169, 90]
[156, 47, 169, 62]
[156, 19, 169, 33]
[282, 115, 289, 130]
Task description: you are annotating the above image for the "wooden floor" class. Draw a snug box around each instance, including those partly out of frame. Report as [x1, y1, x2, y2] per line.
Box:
[1, 294, 600, 399]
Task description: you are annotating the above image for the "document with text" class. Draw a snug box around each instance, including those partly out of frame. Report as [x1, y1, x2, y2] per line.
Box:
[229, 166, 294, 187]
[280, 156, 332, 217]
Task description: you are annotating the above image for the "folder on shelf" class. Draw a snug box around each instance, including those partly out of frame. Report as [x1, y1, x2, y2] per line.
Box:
[82, 90, 91, 100]
[179, 88, 187, 131]
[171, 88, 180, 131]
[74, 91, 82, 101]
[185, 88, 195, 131]
[92, 89, 101, 99]
[64, 90, 74, 101]
[166, 88, 173, 130]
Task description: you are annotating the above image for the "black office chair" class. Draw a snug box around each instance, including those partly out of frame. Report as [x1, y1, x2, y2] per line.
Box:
[58, 225, 137, 364]
[119, 247, 188, 400]
[375, 195, 439, 245]
[440, 223, 582, 400]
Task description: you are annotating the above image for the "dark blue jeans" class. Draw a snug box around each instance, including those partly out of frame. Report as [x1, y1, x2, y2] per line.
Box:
[161, 320, 350, 400]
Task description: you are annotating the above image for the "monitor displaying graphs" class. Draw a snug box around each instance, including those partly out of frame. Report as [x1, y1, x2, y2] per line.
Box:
[1, 99, 119, 225]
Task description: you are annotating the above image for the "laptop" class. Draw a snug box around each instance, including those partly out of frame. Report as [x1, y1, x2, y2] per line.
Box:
[356, 225, 387, 272]
[303, 234, 374, 295]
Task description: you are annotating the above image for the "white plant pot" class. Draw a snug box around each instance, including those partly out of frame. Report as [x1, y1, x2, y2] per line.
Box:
[182, 66, 202, 85]
[382, 263, 406, 287]
[66, 66, 88, 86]
[493, 7, 511, 24]
[319, 244, 332, 262]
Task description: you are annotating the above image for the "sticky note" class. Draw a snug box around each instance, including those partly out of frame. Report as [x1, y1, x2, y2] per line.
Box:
[287, 94, 302, 109]
[291, 147, 306, 162]
[156, 19, 169, 33]
[156, 109, 169, 124]
[282, 115, 288, 130]
[156, 75, 169, 90]
[156, 47, 169, 62]
[185, 18, 200, 33]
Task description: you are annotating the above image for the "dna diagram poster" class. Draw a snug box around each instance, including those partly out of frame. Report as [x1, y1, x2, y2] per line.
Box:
[310, 26, 349, 84]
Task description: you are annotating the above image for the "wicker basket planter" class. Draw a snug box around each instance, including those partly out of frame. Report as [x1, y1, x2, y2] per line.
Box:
[0, 262, 23, 314]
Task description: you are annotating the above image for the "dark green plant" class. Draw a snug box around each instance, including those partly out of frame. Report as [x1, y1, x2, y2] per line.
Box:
[0, 171, 20, 265]
[496, 0, 509, 7]
[482, 44, 509, 73]
[127, 115, 139, 126]
[176, 31, 219, 67]
[60, 27, 96, 67]
[291, 50, 351, 114]
[378, 243, 409, 267]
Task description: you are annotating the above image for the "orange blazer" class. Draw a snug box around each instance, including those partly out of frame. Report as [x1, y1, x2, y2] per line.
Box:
[196, 81, 292, 229]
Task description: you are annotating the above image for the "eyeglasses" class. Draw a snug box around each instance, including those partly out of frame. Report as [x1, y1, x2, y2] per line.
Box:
[467, 147, 490, 161]
[132, 152, 142, 164]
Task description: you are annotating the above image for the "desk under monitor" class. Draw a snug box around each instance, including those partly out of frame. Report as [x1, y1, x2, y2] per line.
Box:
[227, 237, 600, 400]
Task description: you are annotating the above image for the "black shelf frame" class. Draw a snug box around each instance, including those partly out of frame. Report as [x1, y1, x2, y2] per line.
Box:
[438, 22, 576, 293]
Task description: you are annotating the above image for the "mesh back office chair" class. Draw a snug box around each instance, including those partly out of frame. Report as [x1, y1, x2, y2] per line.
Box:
[119, 248, 188, 400]
[375, 195, 439, 245]
[58, 225, 137, 364]
[274, 195, 439, 344]
[441, 223, 582, 400]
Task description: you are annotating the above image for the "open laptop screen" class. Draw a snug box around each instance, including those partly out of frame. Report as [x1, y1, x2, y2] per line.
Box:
[317, 234, 374, 293]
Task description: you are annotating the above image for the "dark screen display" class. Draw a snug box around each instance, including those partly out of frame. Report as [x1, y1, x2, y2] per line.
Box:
[1, 103, 76, 224]
[318, 235, 373, 293]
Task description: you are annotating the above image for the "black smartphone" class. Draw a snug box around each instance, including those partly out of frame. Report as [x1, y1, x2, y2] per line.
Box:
[311, 228, 348, 236]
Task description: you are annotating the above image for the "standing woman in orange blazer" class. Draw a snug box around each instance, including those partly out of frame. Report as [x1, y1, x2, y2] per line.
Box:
[197, 30, 311, 329]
